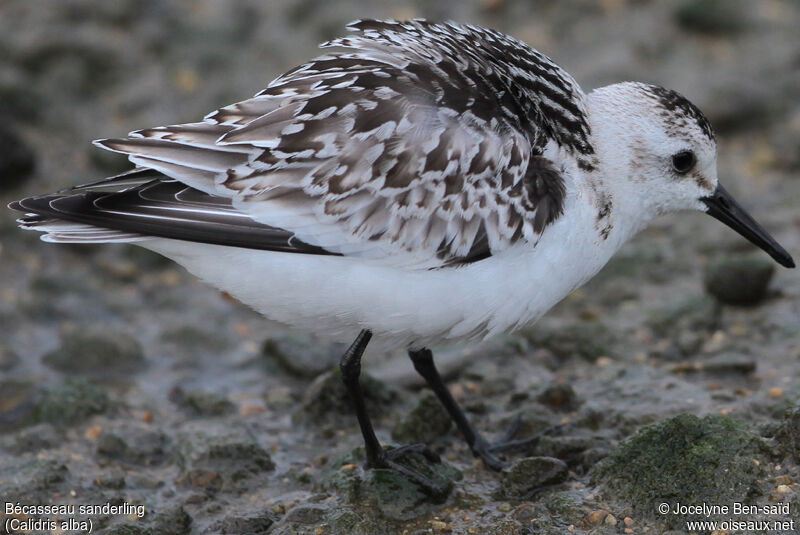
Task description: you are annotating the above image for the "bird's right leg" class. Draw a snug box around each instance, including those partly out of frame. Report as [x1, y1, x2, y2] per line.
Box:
[339, 330, 447, 499]
[408, 347, 559, 470]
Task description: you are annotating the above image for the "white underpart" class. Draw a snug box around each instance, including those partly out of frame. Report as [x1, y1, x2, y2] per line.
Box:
[140, 177, 617, 348]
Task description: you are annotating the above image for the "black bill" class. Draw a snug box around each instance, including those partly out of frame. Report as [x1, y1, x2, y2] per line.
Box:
[701, 183, 795, 268]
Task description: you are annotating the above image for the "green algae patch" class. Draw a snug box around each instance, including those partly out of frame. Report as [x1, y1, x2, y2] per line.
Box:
[316, 446, 460, 521]
[36, 377, 110, 425]
[392, 391, 452, 444]
[592, 413, 768, 526]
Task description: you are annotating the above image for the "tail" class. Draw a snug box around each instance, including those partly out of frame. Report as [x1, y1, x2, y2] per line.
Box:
[9, 168, 158, 244]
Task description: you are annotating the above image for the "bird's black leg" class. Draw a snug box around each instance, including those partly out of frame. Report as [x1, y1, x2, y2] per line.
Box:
[408, 348, 556, 470]
[340, 330, 446, 498]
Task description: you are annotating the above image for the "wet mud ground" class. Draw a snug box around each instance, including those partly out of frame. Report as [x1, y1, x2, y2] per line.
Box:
[0, 1, 799, 534]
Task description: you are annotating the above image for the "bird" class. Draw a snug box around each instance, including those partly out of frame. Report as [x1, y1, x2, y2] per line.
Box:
[10, 19, 795, 498]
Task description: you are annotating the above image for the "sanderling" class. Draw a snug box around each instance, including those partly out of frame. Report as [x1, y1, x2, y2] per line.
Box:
[10, 19, 795, 496]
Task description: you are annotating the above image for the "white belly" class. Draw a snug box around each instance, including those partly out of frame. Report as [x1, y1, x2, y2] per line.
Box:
[142, 199, 620, 348]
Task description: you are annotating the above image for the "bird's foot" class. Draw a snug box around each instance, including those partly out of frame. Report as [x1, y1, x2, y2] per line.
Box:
[367, 443, 450, 500]
[471, 416, 563, 471]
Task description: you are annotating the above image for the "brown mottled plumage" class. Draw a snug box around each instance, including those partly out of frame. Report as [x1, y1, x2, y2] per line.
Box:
[18, 19, 592, 269]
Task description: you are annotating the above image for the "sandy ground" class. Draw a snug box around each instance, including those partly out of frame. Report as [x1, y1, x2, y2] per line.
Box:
[0, 1, 798, 534]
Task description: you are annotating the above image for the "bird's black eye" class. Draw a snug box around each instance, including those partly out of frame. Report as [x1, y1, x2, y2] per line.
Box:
[671, 150, 696, 174]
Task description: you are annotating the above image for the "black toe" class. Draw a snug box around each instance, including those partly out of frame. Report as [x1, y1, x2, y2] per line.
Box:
[369, 444, 449, 500]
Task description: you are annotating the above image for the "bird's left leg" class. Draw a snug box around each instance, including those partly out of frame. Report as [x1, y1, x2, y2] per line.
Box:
[408, 347, 555, 470]
[340, 330, 447, 498]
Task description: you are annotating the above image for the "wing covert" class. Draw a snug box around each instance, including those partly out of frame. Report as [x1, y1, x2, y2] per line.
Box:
[94, 20, 592, 268]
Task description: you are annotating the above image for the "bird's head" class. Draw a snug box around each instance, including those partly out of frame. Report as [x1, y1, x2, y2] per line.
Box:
[587, 82, 794, 268]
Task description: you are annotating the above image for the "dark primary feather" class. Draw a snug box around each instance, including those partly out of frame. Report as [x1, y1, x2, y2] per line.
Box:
[11, 169, 336, 255]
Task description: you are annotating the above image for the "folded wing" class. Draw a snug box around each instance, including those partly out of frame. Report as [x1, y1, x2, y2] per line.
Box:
[15, 20, 593, 269]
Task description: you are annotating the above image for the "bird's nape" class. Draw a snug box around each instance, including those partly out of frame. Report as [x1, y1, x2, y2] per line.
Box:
[701, 183, 795, 268]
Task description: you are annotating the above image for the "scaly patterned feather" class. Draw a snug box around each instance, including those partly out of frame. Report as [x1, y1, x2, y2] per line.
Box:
[89, 19, 594, 268]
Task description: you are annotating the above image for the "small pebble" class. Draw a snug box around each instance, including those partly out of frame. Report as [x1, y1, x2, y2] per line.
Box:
[586, 511, 607, 525]
[775, 484, 792, 494]
[604, 514, 617, 526]
[497, 503, 512, 512]
[239, 403, 265, 416]
[769, 387, 784, 398]
[730, 323, 749, 337]
[84, 425, 102, 441]
[429, 519, 449, 531]
[500, 457, 568, 498]
[703, 254, 775, 306]
[536, 382, 579, 410]
[189, 470, 218, 487]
